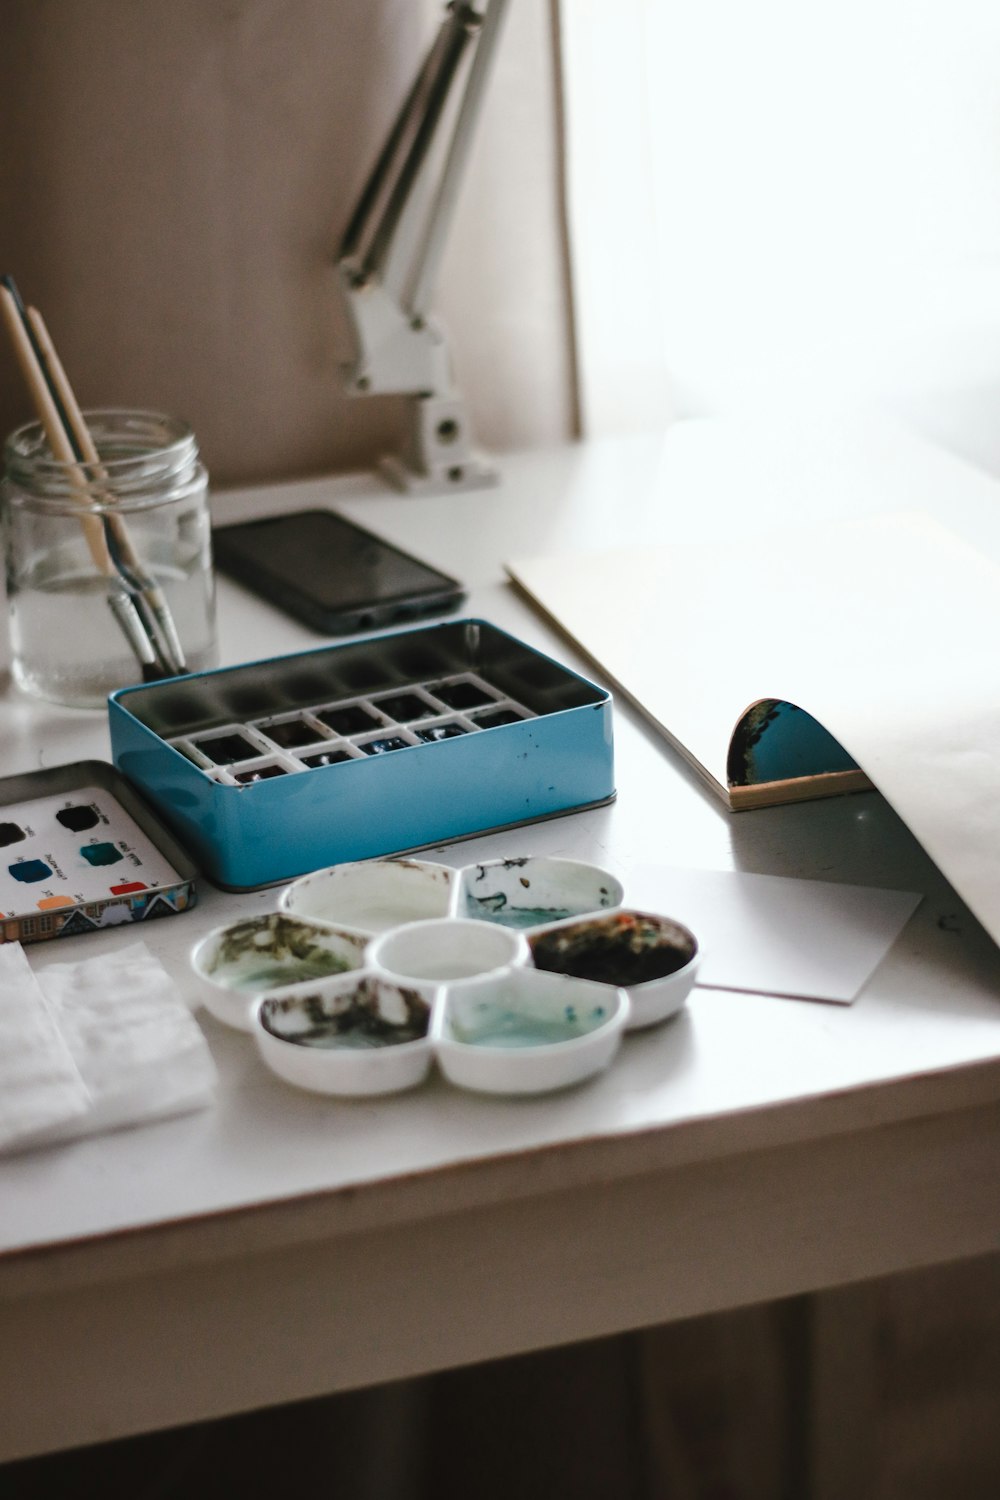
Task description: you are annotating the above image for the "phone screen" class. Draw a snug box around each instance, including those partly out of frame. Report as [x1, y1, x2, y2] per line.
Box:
[212, 510, 465, 634]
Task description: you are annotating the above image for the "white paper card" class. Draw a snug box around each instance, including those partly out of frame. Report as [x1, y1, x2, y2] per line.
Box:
[629, 866, 922, 1003]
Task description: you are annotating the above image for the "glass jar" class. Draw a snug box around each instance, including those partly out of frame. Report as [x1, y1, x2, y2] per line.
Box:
[2, 410, 218, 708]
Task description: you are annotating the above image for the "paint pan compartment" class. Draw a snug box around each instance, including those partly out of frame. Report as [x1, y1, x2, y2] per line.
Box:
[108, 619, 615, 890]
[0, 760, 197, 945]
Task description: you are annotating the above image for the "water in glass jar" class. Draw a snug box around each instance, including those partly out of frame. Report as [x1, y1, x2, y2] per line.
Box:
[8, 559, 217, 709]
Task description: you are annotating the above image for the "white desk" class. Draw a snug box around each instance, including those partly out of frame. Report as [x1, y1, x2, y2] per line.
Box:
[2, 419, 1000, 1463]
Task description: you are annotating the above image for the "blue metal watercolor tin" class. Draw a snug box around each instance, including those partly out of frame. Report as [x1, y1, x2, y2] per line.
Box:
[108, 620, 615, 890]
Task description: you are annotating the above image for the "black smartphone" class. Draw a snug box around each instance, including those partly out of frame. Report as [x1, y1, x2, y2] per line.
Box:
[212, 509, 466, 635]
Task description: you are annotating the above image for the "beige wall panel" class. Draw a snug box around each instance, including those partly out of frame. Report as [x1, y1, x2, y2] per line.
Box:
[434, 0, 578, 453]
[0, 1, 573, 487]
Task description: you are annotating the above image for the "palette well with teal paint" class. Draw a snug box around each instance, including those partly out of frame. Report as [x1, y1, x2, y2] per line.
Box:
[0, 761, 197, 945]
[108, 620, 616, 890]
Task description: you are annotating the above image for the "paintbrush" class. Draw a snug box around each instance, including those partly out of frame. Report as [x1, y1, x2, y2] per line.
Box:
[0, 281, 167, 680]
[25, 303, 187, 675]
[2, 273, 186, 673]
[0, 276, 182, 680]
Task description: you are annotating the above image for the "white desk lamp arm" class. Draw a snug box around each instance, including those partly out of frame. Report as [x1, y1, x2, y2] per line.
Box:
[336, 0, 509, 491]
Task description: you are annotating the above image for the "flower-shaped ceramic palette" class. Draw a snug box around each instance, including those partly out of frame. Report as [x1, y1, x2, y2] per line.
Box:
[190, 855, 701, 1097]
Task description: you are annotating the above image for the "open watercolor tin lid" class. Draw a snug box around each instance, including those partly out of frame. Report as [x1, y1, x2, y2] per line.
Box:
[0, 759, 197, 945]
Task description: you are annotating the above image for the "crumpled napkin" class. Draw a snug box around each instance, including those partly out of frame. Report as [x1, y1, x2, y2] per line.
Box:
[0, 940, 217, 1154]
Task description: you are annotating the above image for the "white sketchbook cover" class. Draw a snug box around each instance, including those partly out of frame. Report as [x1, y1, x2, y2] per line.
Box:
[508, 512, 1000, 951]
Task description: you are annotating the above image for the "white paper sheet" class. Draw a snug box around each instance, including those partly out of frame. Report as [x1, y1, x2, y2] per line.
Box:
[2, 941, 217, 1154]
[27, 941, 218, 1145]
[629, 866, 922, 1003]
[0, 943, 91, 1149]
[508, 512, 1000, 952]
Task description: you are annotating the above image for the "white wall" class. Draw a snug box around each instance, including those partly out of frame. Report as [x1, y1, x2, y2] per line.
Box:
[562, 0, 1000, 476]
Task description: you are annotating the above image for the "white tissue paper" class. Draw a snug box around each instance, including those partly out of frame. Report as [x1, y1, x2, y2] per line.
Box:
[1, 940, 217, 1153]
[0, 942, 91, 1149]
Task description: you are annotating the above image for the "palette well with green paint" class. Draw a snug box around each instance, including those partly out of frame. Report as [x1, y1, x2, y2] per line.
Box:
[0, 761, 197, 945]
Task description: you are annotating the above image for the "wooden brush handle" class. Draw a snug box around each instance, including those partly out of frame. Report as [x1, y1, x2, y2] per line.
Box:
[0, 286, 114, 577]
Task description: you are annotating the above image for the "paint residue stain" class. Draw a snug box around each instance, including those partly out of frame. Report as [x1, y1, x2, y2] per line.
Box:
[197, 732, 261, 766]
[469, 897, 576, 930]
[531, 913, 694, 985]
[263, 982, 429, 1049]
[374, 692, 433, 721]
[416, 722, 467, 742]
[452, 996, 607, 1049]
[473, 708, 522, 729]
[56, 805, 100, 832]
[212, 915, 357, 992]
[234, 764, 287, 784]
[80, 842, 123, 867]
[433, 680, 492, 710]
[317, 704, 380, 735]
[361, 736, 411, 755]
[222, 955, 351, 990]
[260, 718, 319, 749]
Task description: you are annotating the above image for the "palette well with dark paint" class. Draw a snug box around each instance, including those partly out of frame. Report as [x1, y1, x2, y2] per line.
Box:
[0, 761, 197, 945]
[529, 910, 700, 1029]
[108, 620, 616, 889]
